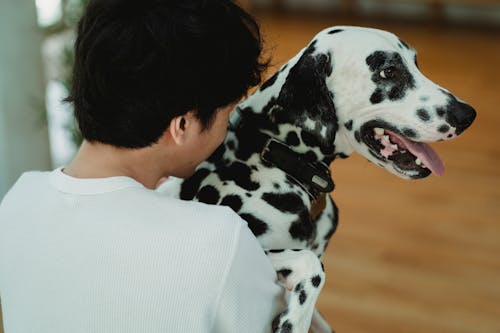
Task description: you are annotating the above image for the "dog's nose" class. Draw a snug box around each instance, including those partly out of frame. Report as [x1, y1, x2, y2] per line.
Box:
[445, 99, 476, 135]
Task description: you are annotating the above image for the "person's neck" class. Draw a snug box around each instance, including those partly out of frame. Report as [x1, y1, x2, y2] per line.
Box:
[63, 140, 169, 189]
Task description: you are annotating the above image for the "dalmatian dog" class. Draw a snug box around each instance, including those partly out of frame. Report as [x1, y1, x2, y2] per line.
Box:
[158, 26, 476, 333]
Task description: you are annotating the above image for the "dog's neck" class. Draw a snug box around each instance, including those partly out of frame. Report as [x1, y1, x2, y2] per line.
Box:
[231, 44, 354, 166]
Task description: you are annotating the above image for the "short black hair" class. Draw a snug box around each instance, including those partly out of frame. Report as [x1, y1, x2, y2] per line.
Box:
[65, 0, 268, 148]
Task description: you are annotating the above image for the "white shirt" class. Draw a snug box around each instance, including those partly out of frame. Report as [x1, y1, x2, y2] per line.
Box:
[0, 168, 284, 333]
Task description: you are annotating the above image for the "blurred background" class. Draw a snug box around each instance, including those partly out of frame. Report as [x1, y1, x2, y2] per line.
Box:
[0, 0, 499, 332]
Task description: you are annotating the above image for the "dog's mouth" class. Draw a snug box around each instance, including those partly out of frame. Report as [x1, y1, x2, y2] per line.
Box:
[360, 121, 444, 179]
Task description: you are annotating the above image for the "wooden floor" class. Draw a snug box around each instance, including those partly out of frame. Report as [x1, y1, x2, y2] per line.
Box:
[253, 12, 500, 333]
[2, 11, 499, 333]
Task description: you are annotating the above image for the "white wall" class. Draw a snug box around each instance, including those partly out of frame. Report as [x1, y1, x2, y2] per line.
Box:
[0, 1, 52, 199]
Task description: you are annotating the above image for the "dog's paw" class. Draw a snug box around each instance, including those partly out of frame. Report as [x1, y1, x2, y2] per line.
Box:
[272, 309, 312, 333]
[272, 310, 294, 333]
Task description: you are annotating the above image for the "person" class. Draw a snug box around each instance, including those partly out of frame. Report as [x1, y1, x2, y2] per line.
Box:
[0, 0, 285, 332]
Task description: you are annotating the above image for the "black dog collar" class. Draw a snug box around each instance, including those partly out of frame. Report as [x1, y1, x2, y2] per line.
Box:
[261, 137, 334, 199]
[229, 107, 335, 199]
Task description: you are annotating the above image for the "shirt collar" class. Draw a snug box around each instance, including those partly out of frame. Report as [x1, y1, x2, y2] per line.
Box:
[49, 167, 145, 195]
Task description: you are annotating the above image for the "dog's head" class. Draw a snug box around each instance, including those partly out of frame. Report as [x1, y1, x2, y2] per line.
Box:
[239, 26, 476, 179]
[318, 26, 476, 179]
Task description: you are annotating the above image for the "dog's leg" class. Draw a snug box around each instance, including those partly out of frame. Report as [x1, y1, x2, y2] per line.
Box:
[266, 249, 326, 333]
[310, 308, 334, 333]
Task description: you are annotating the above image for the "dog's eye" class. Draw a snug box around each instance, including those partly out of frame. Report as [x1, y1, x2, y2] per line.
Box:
[380, 67, 397, 79]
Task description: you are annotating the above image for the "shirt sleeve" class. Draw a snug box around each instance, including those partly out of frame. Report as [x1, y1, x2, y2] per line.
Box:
[211, 218, 285, 333]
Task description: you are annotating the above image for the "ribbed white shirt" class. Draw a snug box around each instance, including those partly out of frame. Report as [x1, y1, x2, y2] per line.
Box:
[0, 168, 284, 333]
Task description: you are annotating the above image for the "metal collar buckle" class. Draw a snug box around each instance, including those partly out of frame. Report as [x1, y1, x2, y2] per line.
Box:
[260, 137, 284, 165]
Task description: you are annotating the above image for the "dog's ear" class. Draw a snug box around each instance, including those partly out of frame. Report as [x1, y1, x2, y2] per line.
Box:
[270, 41, 338, 157]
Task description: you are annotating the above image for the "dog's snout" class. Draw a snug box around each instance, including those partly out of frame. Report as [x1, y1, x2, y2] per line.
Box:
[445, 99, 476, 135]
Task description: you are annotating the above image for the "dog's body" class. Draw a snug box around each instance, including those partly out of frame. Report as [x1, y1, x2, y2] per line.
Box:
[159, 26, 476, 333]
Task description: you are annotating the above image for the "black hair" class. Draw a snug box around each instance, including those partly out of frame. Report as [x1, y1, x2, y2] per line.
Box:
[65, 0, 268, 148]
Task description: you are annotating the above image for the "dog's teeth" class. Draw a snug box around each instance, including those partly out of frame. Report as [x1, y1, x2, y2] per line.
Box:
[416, 158, 422, 165]
[391, 144, 398, 150]
[374, 128, 384, 135]
[383, 135, 390, 141]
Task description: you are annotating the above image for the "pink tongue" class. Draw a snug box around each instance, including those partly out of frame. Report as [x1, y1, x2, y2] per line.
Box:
[386, 130, 445, 176]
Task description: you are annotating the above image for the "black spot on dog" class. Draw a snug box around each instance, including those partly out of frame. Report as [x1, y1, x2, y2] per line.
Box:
[398, 38, 410, 50]
[320, 145, 335, 160]
[295, 282, 304, 292]
[277, 268, 292, 278]
[240, 213, 268, 236]
[344, 120, 353, 131]
[260, 71, 279, 92]
[328, 28, 344, 34]
[366, 51, 416, 104]
[270, 249, 285, 253]
[226, 139, 235, 150]
[414, 55, 419, 69]
[301, 130, 320, 148]
[388, 86, 404, 100]
[262, 192, 305, 213]
[299, 290, 307, 305]
[281, 320, 293, 333]
[285, 131, 300, 146]
[232, 108, 280, 161]
[354, 130, 361, 143]
[436, 108, 446, 118]
[280, 64, 288, 72]
[335, 152, 349, 159]
[447, 134, 453, 138]
[417, 109, 431, 122]
[273, 183, 281, 189]
[402, 128, 417, 138]
[220, 195, 243, 212]
[420, 96, 429, 102]
[370, 89, 384, 104]
[245, 192, 252, 198]
[197, 185, 220, 204]
[180, 168, 211, 200]
[272, 315, 281, 332]
[438, 124, 450, 133]
[207, 144, 226, 164]
[218, 162, 260, 191]
[311, 275, 322, 287]
[323, 199, 339, 242]
[289, 214, 314, 241]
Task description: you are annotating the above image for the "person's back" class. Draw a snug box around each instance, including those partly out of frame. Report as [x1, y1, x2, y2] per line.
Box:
[0, 169, 282, 332]
[0, 0, 284, 331]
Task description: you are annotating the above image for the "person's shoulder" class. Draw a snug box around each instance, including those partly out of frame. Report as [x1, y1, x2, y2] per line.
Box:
[134, 187, 247, 231]
[0, 170, 49, 205]
[10, 170, 49, 187]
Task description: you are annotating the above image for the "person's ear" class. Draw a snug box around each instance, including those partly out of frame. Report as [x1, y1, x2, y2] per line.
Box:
[168, 112, 194, 145]
[168, 115, 187, 145]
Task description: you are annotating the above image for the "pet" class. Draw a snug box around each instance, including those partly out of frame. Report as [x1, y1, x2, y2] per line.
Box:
[158, 26, 476, 333]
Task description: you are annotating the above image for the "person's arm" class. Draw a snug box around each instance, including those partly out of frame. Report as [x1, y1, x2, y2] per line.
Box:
[211, 221, 285, 333]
